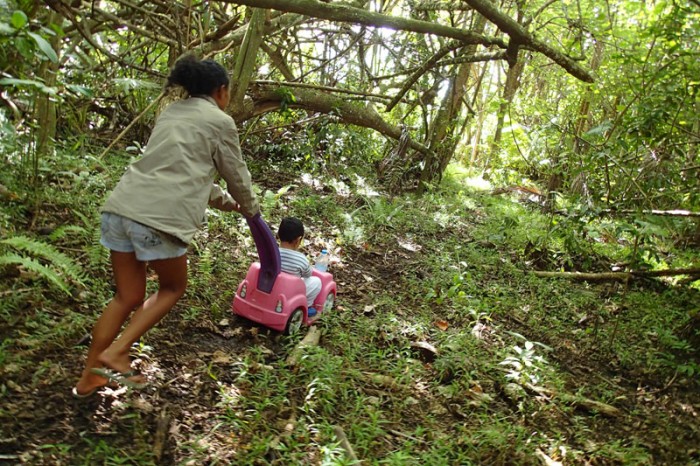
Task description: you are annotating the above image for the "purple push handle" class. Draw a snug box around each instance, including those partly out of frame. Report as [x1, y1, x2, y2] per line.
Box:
[246, 213, 280, 293]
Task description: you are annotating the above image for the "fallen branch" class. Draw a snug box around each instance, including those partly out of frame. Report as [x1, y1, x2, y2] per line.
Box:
[559, 394, 622, 417]
[153, 406, 171, 463]
[601, 208, 700, 218]
[333, 425, 360, 463]
[523, 383, 622, 417]
[364, 372, 401, 391]
[533, 267, 700, 282]
[285, 325, 322, 366]
[269, 409, 297, 457]
[0, 288, 32, 297]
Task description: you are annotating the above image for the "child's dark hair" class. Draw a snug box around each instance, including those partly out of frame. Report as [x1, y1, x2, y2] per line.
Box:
[167, 54, 229, 96]
[278, 217, 304, 243]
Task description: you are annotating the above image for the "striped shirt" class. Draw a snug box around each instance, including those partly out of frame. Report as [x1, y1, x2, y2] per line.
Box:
[279, 247, 312, 278]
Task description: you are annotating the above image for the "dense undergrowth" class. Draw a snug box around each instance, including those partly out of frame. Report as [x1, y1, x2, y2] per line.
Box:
[0, 143, 698, 465]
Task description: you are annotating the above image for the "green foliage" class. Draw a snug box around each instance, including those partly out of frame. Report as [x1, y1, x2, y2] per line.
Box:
[0, 4, 698, 464]
[0, 235, 84, 295]
[261, 184, 294, 214]
[520, 2, 700, 212]
[499, 340, 548, 387]
[275, 86, 296, 115]
[0, 8, 59, 65]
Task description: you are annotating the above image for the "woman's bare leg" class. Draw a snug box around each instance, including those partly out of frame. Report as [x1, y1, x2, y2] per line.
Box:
[74, 251, 146, 394]
[96, 254, 187, 374]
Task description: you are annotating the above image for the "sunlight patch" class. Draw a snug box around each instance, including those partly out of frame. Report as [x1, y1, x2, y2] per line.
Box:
[216, 381, 242, 408]
[328, 178, 351, 197]
[341, 212, 364, 245]
[300, 172, 319, 188]
[397, 236, 421, 252]
[353, 175, 380, 197]
[432, 210, 454, 228]
[444, 164, 492, 191]
[462, 176, 492, 191]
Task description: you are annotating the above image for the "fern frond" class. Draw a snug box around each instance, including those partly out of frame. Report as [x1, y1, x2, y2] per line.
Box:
[1, 235, 85, 284]
[0, 253, 70, 295]
[199, 247, 213, 276]
[72, 209, 92, 228]
[87, 225, 108, 268]
[48, 225, 88, 242]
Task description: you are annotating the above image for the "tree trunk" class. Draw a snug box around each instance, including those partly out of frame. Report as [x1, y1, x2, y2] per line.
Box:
[469, 63, 489, 167]
[488, 52, 525, 164]
[35, 11, 61, 158]
[417, 14, 485, 192]
[568, 39, 606, 203]
[230, 8, 266, 118]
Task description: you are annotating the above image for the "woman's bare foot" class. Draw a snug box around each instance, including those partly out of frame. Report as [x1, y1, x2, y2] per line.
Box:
[96, 348, 146, 385]
[96, 347, 132, 374]
[74, 369, 108, 396]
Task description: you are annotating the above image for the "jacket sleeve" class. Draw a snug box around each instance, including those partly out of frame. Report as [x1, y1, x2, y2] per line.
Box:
[212, 117, 260, 217]
[208, 184, 236, 211]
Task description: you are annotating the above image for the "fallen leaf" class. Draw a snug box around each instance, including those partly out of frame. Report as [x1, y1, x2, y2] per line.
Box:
[398, 239, 421, 252]
[212, 350, 233, 364]
[435, 320, 449, 331]
[410, 341, 438, 362]
[132, 398, 154, 413]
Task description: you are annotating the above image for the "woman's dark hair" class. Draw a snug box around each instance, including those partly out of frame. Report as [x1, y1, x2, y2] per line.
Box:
[167, 54, 229, 96]
[278, 217, 304, 243]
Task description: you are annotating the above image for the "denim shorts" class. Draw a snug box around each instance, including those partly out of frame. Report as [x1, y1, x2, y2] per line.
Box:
[100, 212, 188, 261]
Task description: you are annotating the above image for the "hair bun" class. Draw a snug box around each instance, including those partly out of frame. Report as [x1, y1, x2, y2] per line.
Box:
[167, 54, 229, 97]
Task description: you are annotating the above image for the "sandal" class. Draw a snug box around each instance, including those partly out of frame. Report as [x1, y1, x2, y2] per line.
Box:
[72, 386, 99, 399]
[89, 368, 148, 389]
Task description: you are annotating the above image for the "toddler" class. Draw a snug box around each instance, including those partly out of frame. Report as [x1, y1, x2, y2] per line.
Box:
[278, 217, 322, 316]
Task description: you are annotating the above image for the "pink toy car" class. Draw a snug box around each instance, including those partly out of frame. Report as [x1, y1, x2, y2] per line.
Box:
[232, 214, 337, 334]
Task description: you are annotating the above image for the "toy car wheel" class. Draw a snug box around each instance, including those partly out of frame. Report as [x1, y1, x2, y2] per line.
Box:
[323, 293, 335, 313]
[285, 308, 304, 335]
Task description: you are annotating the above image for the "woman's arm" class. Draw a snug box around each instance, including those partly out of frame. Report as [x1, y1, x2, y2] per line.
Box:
[212, 118, 260, 217]
[208, 184, 241, 212]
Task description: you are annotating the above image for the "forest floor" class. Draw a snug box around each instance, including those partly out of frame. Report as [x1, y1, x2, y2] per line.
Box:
[1, 158, 699, 465]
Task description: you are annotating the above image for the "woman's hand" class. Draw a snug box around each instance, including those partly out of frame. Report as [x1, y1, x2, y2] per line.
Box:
[228, 202, 242, 213]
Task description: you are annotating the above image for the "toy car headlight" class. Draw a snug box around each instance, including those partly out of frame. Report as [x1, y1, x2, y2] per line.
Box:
[240, 284, 247, 298]
[275, 301, 283, 313]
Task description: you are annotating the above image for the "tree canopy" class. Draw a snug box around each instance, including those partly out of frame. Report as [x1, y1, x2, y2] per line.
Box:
[0, 0, 693, 207]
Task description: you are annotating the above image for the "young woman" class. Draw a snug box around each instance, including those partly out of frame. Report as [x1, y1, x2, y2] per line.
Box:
[73, 55, 259, 397]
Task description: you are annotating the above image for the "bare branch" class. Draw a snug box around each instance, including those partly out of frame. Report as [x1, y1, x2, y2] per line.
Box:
[44, 0, 164, 77]
[385, 40, 465, 111]
[253, 80, 395, 101]
[244, 84, 433, 156]
[463, 0, 593, 82]
[221, 0, 507, 46]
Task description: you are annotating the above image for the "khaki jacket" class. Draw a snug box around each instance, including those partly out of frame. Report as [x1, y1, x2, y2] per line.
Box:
[103, 96, 259, 244]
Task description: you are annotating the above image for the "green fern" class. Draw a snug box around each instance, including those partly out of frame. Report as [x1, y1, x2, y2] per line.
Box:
[86, 224, 108, 267]
[0, 253, 70, 294]
[48, 224, 88, 242]
[1, 235, 85, 293]
[199, 247, 213, 277]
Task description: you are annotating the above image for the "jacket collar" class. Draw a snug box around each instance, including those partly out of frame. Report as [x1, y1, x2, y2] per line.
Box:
[192, 95, 218, 106]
